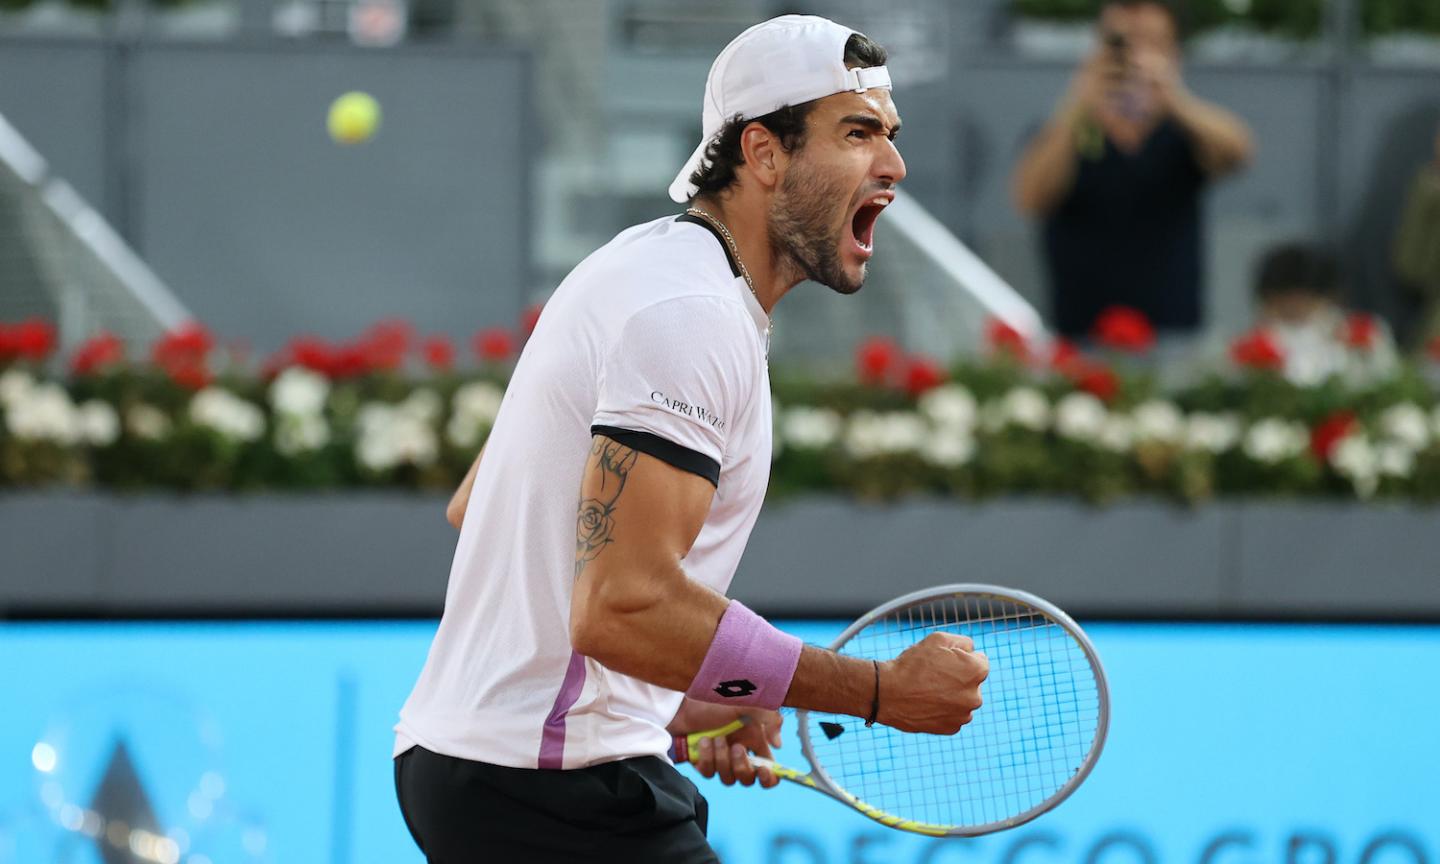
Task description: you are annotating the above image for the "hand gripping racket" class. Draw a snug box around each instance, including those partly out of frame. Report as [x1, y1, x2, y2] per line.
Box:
[676, 584, 1110, 837]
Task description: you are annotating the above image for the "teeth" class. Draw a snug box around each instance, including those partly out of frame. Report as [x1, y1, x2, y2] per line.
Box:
[870, 197, 889, 207]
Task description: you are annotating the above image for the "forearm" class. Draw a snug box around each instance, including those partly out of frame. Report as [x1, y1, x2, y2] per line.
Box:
[572, 563, 730, 690]
[1171, 92, 1253, 175]
[1012, 99, 1085, 215]
[446, 445, 485, 529]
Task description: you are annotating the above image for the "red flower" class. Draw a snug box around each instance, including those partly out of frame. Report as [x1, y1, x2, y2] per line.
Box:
[1230, 328, 1285, 371]
[422, 334, 456, 372]
[902, 355, 946, 396]
[281, 335, 340, 377]
[521, 304, 545, 338]
[1428, 335, 1440, 363]
[70, 331, 126, 376]
[856, 336, 900, 386]
[152, 322, 214, 386]
[984, 318, 1029, 361]
[1340, 313, 1378, 351]
[473, 327, 516, 363]
[167, 364, 213, 391]
[1070, 361, 1119, 403]
[1048, 338, 1081, 373]
[358, 319, 414, 373]
[1310, 411, 1358, 463]
[331, 345, 372, 379]
[11, 319, 57, 362]
[1092, 306, 1155, 354]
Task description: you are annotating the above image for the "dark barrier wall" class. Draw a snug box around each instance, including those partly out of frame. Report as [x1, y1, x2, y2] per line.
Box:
[0, 38, 534, 351]
[5, 493, 1440, 619]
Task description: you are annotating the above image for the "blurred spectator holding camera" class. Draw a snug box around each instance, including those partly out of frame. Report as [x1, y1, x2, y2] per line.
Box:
[1392, 122, 1440, 348]
[1012, 0, 1253, 342]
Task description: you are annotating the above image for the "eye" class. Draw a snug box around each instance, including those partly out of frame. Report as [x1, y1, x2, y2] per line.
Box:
[847, 128, 869, 140]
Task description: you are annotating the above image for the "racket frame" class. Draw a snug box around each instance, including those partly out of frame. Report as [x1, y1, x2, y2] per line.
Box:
[686, 583, 1110, 837]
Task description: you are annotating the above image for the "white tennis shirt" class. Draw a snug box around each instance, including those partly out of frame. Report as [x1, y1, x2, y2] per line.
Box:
[395, 214, 774, 769]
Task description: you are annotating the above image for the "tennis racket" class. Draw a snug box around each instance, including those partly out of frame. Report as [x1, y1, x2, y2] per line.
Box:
[676, 584, 1109, 837]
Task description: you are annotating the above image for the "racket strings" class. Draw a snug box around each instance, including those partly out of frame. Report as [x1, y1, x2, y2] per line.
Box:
[805, 595, 1102, 832]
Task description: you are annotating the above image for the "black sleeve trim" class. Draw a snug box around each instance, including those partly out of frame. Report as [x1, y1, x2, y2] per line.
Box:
[591, 425, 720, 487]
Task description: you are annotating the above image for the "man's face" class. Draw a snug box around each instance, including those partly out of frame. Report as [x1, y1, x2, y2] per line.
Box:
[766, 88, 906, 295]
[1099, 3, 1179, 62]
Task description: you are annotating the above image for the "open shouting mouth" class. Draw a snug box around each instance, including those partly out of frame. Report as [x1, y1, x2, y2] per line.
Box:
[849, 192, 893, 259]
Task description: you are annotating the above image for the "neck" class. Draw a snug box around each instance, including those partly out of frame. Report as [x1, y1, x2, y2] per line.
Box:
[690, 195, 805, 315]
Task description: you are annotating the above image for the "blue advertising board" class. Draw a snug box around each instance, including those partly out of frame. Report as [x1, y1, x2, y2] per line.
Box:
[1, 621, 1436, 863]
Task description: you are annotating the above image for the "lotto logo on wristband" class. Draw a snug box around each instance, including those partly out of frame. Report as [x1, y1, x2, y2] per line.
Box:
[714, 679, 757, 699]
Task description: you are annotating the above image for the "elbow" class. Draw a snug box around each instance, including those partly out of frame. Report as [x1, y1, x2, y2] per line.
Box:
[445, 500, 464, 530]
[569, 569, 666, 666]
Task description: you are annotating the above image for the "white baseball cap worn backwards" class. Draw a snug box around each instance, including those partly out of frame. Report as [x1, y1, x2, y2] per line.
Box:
[668, 14, 893, 204]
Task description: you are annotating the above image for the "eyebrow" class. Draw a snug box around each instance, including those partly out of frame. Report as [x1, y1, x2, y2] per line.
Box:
[839, 113, 902, 140]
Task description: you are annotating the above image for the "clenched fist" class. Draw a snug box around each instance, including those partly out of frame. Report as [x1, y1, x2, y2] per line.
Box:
[876, 632, 988, 735]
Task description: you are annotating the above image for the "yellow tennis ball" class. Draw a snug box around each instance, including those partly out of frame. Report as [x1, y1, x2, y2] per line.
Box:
[328, 91, 381, 145]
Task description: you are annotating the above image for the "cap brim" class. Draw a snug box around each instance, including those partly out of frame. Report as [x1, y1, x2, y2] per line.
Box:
[668, 136, 710, 203]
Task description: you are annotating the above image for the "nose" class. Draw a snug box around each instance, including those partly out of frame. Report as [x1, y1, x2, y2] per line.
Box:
[877, 137, 906, 187]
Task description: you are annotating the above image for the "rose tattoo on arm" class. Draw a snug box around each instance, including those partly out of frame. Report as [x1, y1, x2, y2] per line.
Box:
[575, 437, 638, 578]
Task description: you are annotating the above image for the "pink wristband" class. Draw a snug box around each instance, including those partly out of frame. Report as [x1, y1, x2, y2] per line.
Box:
[686, 600, 803, 710]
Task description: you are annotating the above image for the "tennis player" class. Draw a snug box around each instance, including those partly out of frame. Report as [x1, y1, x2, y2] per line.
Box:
[393, 15, 988, 862]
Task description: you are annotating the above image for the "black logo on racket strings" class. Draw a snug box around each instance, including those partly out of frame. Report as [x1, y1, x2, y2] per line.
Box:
[713, 679, 756, 699]
[819, 721, 846, 740]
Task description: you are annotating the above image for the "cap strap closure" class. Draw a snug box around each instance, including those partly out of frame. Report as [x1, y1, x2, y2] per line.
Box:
[845, 65, 892, 93]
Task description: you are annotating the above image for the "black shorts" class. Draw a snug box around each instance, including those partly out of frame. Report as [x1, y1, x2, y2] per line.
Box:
[394, 745, 718, 863]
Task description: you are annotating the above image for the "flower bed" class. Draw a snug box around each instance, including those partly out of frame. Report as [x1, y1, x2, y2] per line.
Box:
[4, 308, 1440, 503]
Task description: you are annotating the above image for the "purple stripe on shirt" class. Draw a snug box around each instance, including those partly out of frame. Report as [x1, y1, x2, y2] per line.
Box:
[537, 650, 587, 769]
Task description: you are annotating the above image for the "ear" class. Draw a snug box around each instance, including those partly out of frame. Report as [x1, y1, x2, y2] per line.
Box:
[738, 121, 786, 192]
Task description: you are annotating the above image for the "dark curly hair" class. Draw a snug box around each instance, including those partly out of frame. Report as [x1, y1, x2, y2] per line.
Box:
[686, 32, 889, 201]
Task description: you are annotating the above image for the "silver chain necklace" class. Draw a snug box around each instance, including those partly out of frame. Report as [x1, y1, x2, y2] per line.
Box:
[686, 206, 772, 335]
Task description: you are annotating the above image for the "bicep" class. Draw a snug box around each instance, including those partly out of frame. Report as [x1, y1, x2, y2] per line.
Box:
[572, 434, 715, 613]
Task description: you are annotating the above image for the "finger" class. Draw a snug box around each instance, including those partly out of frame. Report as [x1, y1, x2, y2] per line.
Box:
[715, 737, 735, 785]
[731, 743, 756, 787]
[695, 736, 716, 778]
[768, 711, 784, 749]
[758, 763, 779, 789]
[934, 632, 974, 652]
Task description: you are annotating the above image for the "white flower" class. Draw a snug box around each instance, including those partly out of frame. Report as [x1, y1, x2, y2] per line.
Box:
[269, 367, 330, 416]
[1375, 441, 1415, 479]
[274, 412, 330, 456]
[447, 382, 506, 448]
[1054, 392, 1107, 442]
[1379, 404, 1429, 451]
[190, 388, 266, 442]
[921, 428, 975, 468]
[1185, 412, 1241, 454]
[453, 382, 505, 425]
[1432, 405, 1440, 440]
[0, 368, 34, 408]
[401, 388, 443, 423]
[77, 400, 120, 447]
[918, 385, 977, 431]
[1243, 419, 1308, 464]
[1331, 434, 1379, 498]
[844, 411, 927, 458]
[356, 401, 438, 471]
[3, 383, 81, 445]
[782, 407, 842, 450]
[1132, 400, 1185, 444]
[1097, 414, 1134, 453]
[127, 403, 171, 441]
[1000, 387, 1050, 432]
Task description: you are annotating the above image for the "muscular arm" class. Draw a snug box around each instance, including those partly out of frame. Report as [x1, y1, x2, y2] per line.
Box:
[1170, 91, 1254, 177]
[445, 444, 485, 530]
[568, 435, 877, 718]
[1011, 95, 1088, 217]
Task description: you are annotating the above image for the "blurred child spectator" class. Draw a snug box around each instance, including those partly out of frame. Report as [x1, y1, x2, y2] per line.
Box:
[1240, 242, 1398, 385]
[1011, 0, 1253, 341]
[1392, 122, 1440, 347]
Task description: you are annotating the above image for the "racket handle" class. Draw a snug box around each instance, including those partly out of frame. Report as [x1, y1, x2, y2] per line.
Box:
[673, 718, 745, 764]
